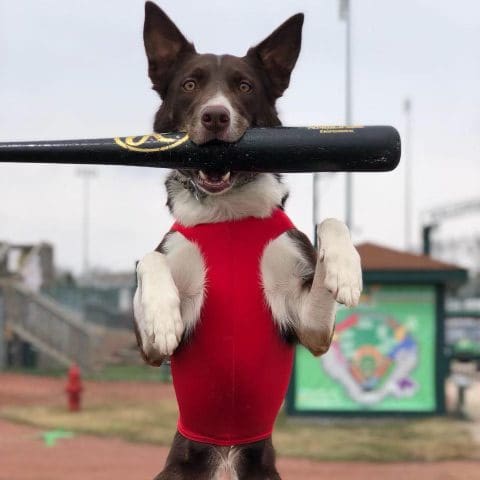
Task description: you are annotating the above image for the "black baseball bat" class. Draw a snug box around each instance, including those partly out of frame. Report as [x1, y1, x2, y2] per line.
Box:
[0, 126, 400, 173]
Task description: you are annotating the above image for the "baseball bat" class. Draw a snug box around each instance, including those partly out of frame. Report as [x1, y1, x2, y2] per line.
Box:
[0, 126, 400, 173]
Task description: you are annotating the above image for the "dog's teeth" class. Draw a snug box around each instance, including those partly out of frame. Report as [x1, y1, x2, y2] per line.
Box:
[199, 170, 207, 180]
[222, 172, 231, 181]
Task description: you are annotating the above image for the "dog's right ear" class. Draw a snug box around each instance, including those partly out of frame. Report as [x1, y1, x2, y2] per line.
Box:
[144, 2, 196, 97]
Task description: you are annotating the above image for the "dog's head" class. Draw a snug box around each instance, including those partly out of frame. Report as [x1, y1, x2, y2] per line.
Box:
[144, 1, 303, 195]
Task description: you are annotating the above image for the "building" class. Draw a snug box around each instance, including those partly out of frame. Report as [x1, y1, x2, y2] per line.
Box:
[0, 241, 54, 290]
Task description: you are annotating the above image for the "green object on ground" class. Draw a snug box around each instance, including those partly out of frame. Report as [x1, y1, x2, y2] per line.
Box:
[41, 429, 75, 447]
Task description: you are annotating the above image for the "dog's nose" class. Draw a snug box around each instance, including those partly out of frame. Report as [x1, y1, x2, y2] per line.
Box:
[201, 106, 230, 132]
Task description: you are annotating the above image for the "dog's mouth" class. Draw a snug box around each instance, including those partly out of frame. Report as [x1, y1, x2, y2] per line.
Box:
[194, 169, 234, 194]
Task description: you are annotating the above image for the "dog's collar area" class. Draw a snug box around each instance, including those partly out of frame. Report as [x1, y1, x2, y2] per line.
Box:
[179, 177, 206, 201]
[189, 178, 205, 201]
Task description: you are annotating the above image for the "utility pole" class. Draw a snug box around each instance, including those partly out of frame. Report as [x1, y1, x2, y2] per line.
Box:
[312, 172, 320, 244]
[340, 0, 353, 230]
[404, 98, 412, 251]
[76, 168, 97, 276]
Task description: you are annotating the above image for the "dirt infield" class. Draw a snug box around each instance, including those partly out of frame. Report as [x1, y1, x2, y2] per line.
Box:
[1, 419, 479, 480]
[0, 372, 175, 408]
[1, 373, 479, 480]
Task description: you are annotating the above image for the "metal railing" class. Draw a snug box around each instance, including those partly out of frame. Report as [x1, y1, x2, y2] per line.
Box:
[0, 279, 102, 372]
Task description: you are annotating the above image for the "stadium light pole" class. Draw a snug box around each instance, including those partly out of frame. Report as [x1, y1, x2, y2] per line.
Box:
[313, 0, 353, 240]
[76, 168, 97, 276]
[312, 172, 320, 243]
[339, 0, 353, 230]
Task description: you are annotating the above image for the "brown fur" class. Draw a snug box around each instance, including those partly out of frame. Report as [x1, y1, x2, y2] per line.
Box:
[154, 432, 281, 480]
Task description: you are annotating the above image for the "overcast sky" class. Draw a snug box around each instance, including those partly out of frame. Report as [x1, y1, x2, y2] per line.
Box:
[0, 0, 479, 274]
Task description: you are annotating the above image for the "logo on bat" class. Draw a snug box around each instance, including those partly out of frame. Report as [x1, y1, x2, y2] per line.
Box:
[308, 125, 364, 134]
[114, 133, 189, 152]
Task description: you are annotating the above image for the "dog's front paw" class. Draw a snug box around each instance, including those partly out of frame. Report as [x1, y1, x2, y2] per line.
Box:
[134, 253, 184, 359]
[320, 244, 362, 307]
[141, 290, 183, 356]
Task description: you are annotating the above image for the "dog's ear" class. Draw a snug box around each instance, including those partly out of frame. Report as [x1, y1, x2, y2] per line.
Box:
[144, 1, 196, 97]
[247, 13, 304, 98]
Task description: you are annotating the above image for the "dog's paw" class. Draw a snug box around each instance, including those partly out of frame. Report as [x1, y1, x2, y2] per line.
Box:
[141, 290, 183, 356]
[318, 235, 362, 308]
[134, 253, 184, 357]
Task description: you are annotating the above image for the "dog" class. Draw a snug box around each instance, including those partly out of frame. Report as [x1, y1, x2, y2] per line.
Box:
[133, 3, 362, 479]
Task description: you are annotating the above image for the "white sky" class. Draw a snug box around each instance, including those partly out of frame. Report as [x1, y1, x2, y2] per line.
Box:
[0, 0, 479, 274]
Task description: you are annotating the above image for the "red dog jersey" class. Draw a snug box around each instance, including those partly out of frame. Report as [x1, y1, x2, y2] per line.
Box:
[170, 208, 295, 446]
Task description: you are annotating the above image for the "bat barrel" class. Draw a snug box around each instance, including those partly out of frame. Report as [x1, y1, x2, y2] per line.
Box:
[0, 126, 401, 173]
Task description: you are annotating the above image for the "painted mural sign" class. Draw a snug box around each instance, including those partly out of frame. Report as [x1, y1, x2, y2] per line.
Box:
[293, 285, 437, 412]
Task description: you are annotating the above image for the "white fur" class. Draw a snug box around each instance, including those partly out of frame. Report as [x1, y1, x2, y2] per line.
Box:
[297, 218, 361, 340]
[134, 252, 184, 356]
[297, 251, 337, 338]
[317, 218, 362, 308]
[162, 232, 206, 335]
[213, 446, 241, 480]
[204, 92, 238, 130]
[170, 173, 288, 226]
[261, 232, 311, 331]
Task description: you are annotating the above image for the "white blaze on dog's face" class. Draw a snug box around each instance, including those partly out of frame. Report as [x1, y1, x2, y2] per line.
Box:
[143, 1, 303, 195]
[190, 92, 244, 146]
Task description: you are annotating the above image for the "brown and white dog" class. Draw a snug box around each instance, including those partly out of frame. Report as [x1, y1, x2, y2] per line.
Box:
[134, 3, 362, 479]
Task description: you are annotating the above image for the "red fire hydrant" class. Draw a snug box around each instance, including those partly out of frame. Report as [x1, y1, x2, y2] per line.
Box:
[65, 364, 83, 412]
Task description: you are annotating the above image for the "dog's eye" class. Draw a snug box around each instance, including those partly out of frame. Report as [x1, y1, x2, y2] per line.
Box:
[239, 80, 253, 93]
[182, 80, 197, 92]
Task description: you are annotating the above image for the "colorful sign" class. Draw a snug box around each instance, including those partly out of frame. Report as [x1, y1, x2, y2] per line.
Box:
[293, 285, 437, 412]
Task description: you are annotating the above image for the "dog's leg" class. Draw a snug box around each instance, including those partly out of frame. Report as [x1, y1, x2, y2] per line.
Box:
[233, 438, 281, 480]
[133, 251, 184, 362]
[153, 432, 221, 480]
[261, 219, 361, 357]
[297, 218, 362, 355]
[134, 232, 205, 364]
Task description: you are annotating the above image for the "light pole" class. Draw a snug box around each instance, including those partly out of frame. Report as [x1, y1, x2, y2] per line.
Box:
[340, 0, 353, 230]
[76, 168, 97, 276]
[313, 0, 353, 240]
[312, 172, 320, 243]
[404, 98, 412, 251]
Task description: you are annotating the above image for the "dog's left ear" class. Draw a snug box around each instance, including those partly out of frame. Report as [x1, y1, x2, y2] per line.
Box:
[247, 13, 304, 98]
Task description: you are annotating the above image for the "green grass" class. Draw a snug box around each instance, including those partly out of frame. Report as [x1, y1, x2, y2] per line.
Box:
[5, 366, 68, 378]
[1, 400, 477, 462]
[1, 401, 178, 446]
[274, 413, 478, 461]
[87, 364, 171, 383]
[5, 364, 171, 383]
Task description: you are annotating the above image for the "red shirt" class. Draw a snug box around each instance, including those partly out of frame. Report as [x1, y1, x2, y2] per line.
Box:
[170, 208, 295, 445]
